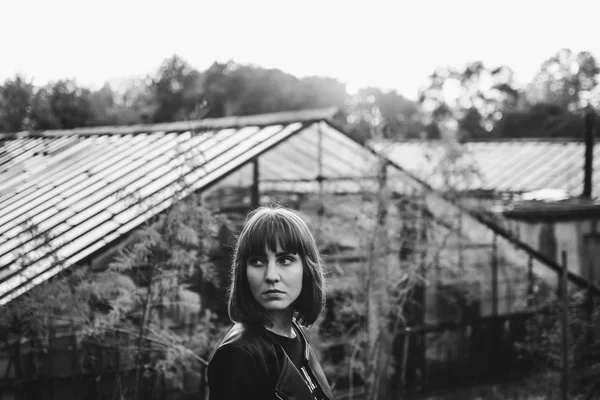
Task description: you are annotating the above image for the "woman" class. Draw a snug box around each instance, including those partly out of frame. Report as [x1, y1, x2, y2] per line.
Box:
[207, 206, 334, 400]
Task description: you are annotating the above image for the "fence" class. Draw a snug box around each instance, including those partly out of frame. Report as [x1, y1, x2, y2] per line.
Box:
[0, 330, 208, 400]
[396, 312, 533, 394]
[320, 311, 545, 398]
[0, 308, 588, 400]
[0, 368, 206, 400]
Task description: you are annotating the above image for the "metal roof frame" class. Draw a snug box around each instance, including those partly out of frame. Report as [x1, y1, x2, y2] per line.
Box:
[2, 108, 599, 307]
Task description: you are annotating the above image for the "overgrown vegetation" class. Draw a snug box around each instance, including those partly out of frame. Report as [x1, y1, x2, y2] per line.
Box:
[514, 289, 600, 399]
[0, 194, 231, 399]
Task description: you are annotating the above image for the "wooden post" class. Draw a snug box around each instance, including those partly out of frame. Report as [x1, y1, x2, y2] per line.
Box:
[200, 365, 208, 400]
[399, 330, 410, 388]
[72, 326, 79, 374]
[96, 373, 102, 400]
[458, 213, 464, 275]
[15, 335, 22, 378]
[585, 227, 596, 344]
[49, 327, 55, 400]
[116, 330, 121, 374]
[561, 251, 569, 400]
[587, 269, 595, 345]
[364, 156, 388, 400]
[251, 158, 259, 209]
[527, 256, 534, 308]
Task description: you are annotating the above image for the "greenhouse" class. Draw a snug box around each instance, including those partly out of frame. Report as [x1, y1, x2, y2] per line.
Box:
[0, 107, 597, 399]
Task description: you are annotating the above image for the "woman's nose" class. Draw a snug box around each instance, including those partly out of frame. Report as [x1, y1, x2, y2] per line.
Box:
[265, 261, 280, 282]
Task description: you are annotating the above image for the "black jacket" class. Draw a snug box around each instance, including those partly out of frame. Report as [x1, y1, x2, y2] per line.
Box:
[207, 321, 334, 400]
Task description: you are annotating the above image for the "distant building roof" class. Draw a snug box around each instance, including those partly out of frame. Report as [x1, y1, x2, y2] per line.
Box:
[503, 198, 600, 220]
[377, 139, 599, 198]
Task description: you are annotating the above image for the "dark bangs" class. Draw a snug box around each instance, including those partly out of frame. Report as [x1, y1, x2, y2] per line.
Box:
[237, 213, 307, 260]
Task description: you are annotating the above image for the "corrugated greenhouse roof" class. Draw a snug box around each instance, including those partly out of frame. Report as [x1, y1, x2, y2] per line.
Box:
[378, 139, 600, 198]
[2, 108, 599, 307]
[0, 107, 383, 305]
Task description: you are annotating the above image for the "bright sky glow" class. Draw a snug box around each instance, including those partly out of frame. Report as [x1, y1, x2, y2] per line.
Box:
[2, 0, 599, 100]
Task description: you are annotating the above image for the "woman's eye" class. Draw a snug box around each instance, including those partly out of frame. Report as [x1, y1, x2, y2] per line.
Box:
[248, 258, 266, 266]
[278, 257, 294, 266]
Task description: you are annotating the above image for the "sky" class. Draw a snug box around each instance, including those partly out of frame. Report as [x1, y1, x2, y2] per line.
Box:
[1, 0, 600, 100]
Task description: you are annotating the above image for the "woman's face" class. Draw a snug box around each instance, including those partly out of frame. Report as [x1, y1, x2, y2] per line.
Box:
[246, 243, 303, 315]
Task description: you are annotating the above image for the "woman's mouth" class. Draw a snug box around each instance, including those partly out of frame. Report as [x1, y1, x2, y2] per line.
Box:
[263, 289, 284, 295]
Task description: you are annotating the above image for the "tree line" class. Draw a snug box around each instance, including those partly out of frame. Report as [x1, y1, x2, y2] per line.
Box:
[0, 48, 598, 142]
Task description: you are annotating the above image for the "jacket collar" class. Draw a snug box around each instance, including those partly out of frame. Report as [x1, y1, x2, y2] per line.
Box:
[276, 320, 335, 400]
[214, 321, 334, 400]
[291, 320, 310, 361]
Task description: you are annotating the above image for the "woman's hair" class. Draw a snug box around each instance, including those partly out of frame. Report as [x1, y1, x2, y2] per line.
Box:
[227, 205, 325, 327]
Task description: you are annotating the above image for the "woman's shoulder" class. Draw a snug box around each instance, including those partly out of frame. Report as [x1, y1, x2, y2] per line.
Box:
[213, 323, 272, 357]
[209, 323, 279, 379]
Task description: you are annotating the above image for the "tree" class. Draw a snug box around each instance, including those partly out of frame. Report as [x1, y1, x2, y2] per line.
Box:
[527, 49, 600, 112]
[88, 82, 157, 126]
[491, 49, 600, 139]
[88, 83, 120, 125]
[345, 86, 423, 143]
[118, 76, 158, 124]
[418, 62, 522, 140]
[492, 102, 598, 139]
[28, 79, 94, 130]
[216, 63, 298, 116]
[298, 75, 347, 111]
[198, 61, 232, 118]
[150, 55, 206, 122]
[29, 85, 60, 130]
[50, 80, 93, 128]
[200, 60, 347, 118]
[0, 74, 34, 133]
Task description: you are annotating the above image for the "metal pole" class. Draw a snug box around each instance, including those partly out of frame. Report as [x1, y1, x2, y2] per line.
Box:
[314, 123, 325, 242]
[582, 108, 595, 199]
[317, 122, 323, 189]
[317, 122, 324, 213]
[492, 234, 498, 316]
[561, 250, 569, 400]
